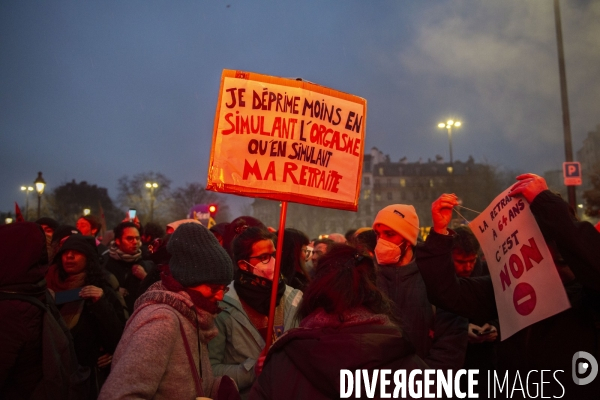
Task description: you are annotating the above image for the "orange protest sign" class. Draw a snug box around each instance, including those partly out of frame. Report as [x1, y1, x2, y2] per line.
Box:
[206, 69, 367, 211]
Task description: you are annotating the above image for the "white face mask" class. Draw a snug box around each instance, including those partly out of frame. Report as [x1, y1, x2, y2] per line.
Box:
[375, 239, 407, 265]
[243, 257, 276, 281]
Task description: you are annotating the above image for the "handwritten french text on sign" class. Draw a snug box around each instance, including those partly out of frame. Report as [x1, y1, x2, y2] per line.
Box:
[469, 186, 570, 340]
[206, 70, 366, 211]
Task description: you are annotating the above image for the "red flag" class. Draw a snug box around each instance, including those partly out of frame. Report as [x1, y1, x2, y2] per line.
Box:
[15, 202, 25, 222]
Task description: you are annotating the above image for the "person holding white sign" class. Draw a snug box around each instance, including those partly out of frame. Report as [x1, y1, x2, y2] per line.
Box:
[417, 176, 600, 397]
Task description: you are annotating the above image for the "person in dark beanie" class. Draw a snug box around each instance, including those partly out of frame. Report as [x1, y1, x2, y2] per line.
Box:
[46, 235, 127, 399]
[99, 222, 240, 400]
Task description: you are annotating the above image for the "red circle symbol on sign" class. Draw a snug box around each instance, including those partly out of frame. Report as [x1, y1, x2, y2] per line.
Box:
[513, 282, 537, 316]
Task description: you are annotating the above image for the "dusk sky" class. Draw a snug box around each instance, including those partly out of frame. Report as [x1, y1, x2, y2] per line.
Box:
[2, 0, 599, 216]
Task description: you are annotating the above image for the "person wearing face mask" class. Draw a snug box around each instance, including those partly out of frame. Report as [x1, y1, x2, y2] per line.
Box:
[209, 226, 302, 399]
[372, 204, 468, 370]
[99, 222, 240, 400]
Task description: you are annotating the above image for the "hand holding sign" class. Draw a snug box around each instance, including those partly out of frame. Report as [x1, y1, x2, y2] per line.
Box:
[508, 173, 548, 203]
[432, 193, 459, 234]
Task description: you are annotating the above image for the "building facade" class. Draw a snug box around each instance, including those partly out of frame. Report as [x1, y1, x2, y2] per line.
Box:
[252, 147, 501, 240]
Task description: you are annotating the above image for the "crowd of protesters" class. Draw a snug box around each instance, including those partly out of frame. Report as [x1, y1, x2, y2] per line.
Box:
[1, 173, 600, 399]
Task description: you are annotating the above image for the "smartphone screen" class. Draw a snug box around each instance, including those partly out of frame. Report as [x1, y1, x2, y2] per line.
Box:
[55, 288, 82, 305]
[128, 209, 137, 220]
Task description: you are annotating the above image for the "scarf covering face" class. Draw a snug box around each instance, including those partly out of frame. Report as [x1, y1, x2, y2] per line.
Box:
[135, 280, 218, 343]
[161, 266, 222, 315]
[233, 270, 285, 316]
[45, 263, 86, 292]
[108, 240, 142, 263]
[44, 264, 86, 330]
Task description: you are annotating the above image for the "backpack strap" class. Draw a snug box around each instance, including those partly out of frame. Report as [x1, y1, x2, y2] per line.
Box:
[0, 291, 46, 309]
[178, 317, 204, 398]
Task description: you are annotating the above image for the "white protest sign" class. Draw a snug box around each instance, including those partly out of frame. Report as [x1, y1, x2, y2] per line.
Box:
[469, 186, 570, 340]
[207, 69, 366, 211]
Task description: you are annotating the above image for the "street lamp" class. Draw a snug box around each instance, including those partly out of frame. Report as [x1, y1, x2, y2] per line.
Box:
[145, 182, 159, 222]
[438, 119, 461, 173]
[34, 171, 46, 219]
[5, 218, 13, 224]
[83, 208, 91, 216]
[20, 185, 34, 220]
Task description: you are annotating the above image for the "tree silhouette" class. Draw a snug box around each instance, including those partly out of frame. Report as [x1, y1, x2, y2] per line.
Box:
[583, 163, 600, 217]
[169, 183, 231, 223]
[49, 180, 123, 229]
[116, 172, 172, 225]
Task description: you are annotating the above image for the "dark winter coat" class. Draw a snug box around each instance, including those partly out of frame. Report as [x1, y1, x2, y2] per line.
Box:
[59, 278, 126, 397]
[376, 257, 468, 370]
[0, 222, 48, 399]
[249, 308, 428, 400]
[104, 256, 154, 314]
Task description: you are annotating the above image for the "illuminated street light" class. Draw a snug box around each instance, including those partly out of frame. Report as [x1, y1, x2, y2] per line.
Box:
[437, 119, 462, 173]
[34, 172, 46, 219]
[5, 218, 13, 224]
[20, 185, 34, 220]
[83, 208, 91, 216]
[145, 182, 159, 222]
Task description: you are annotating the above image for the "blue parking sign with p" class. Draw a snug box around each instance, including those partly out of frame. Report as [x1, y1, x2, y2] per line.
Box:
[563, 162, 582, 186]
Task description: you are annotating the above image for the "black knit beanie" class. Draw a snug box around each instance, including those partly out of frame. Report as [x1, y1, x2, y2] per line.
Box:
[57, 235, 96, 260]
[167, 222, 233, 287]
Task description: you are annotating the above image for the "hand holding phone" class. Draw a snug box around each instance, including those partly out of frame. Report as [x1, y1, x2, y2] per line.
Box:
[476, 328, 494, 336]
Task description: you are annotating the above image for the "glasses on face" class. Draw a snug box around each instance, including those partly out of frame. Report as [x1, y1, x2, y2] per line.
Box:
[205, 284, 229, 295]
[248, 252, 276, 264]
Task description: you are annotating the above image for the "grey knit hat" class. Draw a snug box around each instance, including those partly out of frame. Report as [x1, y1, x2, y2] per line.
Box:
[167, 222, 233, 287]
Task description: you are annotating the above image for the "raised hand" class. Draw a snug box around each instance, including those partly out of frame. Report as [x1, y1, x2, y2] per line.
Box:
[508, 173, 548, 203]
[432, 193, 459, 234]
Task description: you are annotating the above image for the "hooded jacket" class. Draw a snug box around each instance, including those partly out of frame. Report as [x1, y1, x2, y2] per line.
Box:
[0, 222, 48, 399]
[249, 307, 428, 399]
[99, 281, 227, 399]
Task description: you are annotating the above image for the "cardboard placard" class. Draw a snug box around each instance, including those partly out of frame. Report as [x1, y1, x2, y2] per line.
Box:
[207, 70, 367, 211]
[469, 187, 570, 340]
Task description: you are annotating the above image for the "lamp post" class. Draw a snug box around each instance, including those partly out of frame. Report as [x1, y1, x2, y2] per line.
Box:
[438, 119, 461, 173]
[34, 172, 46, 219]
[20, 185, 34, 220]
[145, 182, 159, 222]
